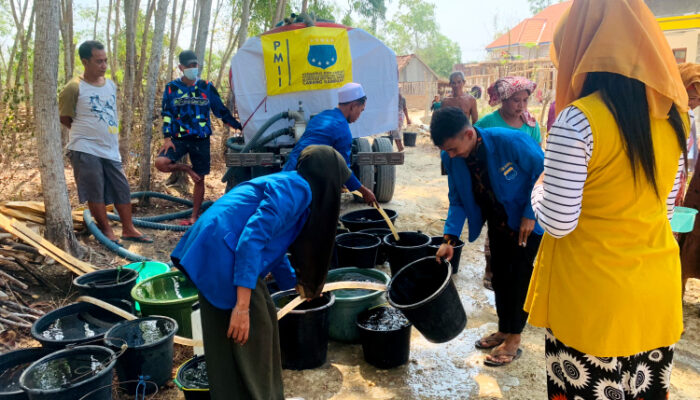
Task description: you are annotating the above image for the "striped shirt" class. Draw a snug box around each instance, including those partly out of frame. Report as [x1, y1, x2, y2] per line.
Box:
[531, 106, 683, 238]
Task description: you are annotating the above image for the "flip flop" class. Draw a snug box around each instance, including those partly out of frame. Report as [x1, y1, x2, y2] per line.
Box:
[484, 348, 523, 367]
[475, 333, 505, 349]
[121, 234, 154, 244]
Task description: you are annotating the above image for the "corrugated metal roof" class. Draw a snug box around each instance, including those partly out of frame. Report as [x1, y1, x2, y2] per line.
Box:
[487, 1, 572, 49]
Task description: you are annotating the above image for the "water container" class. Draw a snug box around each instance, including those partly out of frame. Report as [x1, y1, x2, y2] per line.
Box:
[191, 302, 204, 356]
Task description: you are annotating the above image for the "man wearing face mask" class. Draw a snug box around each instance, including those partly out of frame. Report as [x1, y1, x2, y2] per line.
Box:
[282, 82, 377, 205]
[156, 50, 242, 225]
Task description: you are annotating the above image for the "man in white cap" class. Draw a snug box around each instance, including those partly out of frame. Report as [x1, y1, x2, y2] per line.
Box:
[283, 82, 377, 204]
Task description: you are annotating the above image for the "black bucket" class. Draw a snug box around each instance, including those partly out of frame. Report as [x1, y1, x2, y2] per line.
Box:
[428, 236, 465, 274]
[73, 268, 139, 302]
[19, 345, 116, 400]
[175, 355, 210, 400]
[104, 316, 178, 393]
[403, 132, 417, 147]
[359, 228, 392, 264]
[340, 209, 398, 232]
[0, 348, 54, 400]
[388, 257, 466, 343]
[383, 232, 431, 275]
[272, 289, 335, 370]
[31, 302, 126, 350]
[356, 306, 411, 369]
[335, 233, 381, 268]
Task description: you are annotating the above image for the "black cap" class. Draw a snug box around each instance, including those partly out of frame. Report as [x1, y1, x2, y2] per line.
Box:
[179, 50, 198, 67]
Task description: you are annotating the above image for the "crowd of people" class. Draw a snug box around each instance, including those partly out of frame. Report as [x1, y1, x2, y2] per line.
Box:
[54, 0, 700, 398]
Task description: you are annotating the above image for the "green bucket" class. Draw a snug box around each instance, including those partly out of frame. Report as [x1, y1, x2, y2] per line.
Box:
[131, 271, 199, 338]
[123, 261, 171, 312]
[326, 267, 390, 343]
[670, 206, 698, 233]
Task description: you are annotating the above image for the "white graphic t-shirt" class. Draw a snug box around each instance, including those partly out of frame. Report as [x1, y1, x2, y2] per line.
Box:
[59, 76, 121, 162]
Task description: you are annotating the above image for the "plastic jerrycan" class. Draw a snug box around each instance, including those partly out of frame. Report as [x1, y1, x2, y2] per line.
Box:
[191, 301, 204, 355]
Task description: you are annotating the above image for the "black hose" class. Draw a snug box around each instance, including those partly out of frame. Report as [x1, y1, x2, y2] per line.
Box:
[83, 209, 150, 262]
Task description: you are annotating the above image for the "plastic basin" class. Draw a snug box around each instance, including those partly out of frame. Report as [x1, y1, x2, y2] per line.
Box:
[30, 302, 126, 350]
[428, 236, 465, 274]
[174, 355, 210, 400]
[19, 345, 116, 400]
[325, 268, 390, 343]
[272, 289, 335, 370]
[671, 206, 698, 233]
[335, 232, 381, 269]
[388, 257, 466, 343]
[356, 306, 412, 369]
[104, 316, 178, 393]
[123, 261, 171, 312]
[73, 268, 139, 302]
[131, 271, 199, 338]
[340, 209, 398, 232]
[0, 348, 54, 400]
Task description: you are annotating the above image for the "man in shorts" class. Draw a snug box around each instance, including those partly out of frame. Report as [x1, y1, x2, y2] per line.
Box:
[389, 92, 411, 152]
[155, 50, 242, 225]
[59, 40, 151, 245]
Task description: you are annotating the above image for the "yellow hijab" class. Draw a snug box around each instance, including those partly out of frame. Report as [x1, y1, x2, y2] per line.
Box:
[551, 0, 689, 119]
[678, 63, 700, 93]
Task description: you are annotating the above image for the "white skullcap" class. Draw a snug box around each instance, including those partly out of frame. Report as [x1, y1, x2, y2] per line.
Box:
[337, 82, 366, 103]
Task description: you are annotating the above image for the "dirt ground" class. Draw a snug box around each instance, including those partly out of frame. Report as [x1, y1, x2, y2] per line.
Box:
[1, 111, 699, 399]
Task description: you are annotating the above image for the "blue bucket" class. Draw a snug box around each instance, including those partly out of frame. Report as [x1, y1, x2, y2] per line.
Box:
[670, 206, 698, 233]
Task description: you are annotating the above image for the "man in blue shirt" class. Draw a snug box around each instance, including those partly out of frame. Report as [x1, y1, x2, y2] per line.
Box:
[155, 50, 242, 224]
[283, 82, 377, 205]
[431, 106, 544, 367]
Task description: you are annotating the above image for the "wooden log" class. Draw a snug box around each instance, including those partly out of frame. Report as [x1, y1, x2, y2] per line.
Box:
[0, 317, 31, 329]
[0, 266, 29, 290]
[0, 300, 44, 316]
[14, 258, 63, 293]
[0, 289, 7, 300]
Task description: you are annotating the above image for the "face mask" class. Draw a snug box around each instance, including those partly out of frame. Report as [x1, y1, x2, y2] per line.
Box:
[183, 67, 198, 80]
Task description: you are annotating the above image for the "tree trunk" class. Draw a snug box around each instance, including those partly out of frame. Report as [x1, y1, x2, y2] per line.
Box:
[189, 0, 199, 50]
[167, 0, 178, 80]
[138, 0, 169, 198]
[110, 0, 121, 83]
[5, 0, 30, 92]
[93, 0, 100, 39]
[273, 0, 286, 27]
[238, 0, 250, 50]
[135, 0, 156, 91]
[206, 0, 222, 79]
[194, 0, 212, 70]
[302, 0, 308, 13]
[120, 0, 138, 166]
[15, 8, 35, 113]
[170, 0, 187, 78]
[33, 0, 83, 256]
[60, 0, 74, 83]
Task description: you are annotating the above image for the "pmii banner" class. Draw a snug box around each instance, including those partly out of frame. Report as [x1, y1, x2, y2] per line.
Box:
[261, 27, 353, 96]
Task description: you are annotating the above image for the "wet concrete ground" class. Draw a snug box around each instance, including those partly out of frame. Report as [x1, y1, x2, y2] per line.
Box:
[282, 132, 700, 399]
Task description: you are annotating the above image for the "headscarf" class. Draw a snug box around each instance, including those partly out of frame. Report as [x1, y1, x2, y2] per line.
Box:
[678, 63, 700, 94]
[487, 76, 538, 127]
[288, 145, 351, 299]
[551, 0, 688, 118]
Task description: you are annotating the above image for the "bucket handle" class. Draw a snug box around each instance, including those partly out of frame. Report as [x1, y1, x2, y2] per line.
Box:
[277, 281, 386, 320]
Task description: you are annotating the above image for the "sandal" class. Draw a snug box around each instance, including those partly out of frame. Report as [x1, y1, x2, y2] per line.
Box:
[484, 348, 523, 367]
[121, 234, 154, 243]
[475, 333, 505, 349]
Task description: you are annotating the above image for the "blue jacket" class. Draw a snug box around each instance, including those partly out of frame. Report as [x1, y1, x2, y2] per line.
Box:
[443, 127, 545, 242]
[282, 108, 362, 191]
[171, 172, 311, 309]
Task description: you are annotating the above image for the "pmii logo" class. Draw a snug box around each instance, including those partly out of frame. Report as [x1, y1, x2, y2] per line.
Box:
[307, 37, 337, 70]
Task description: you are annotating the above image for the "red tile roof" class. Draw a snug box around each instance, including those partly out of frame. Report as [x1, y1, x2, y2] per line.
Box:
[487, 1, 572, 49]
[397, 54, 413, 71]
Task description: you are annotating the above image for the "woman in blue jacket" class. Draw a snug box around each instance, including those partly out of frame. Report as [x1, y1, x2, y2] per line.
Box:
[171, 145, 351, 399]
[430, 107, 544, 367]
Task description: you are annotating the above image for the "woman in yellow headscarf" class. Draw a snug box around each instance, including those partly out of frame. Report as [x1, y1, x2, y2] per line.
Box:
[525, 0, 689, 398]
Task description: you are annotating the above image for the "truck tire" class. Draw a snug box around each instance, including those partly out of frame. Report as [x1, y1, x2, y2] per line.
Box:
[372, 137, 396, 203]
[352, 138, 375, 202]
[224, 167, 252, 193]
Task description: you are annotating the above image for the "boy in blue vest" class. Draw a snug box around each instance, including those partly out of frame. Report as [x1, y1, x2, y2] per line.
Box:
[431, 106, 544, 367]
